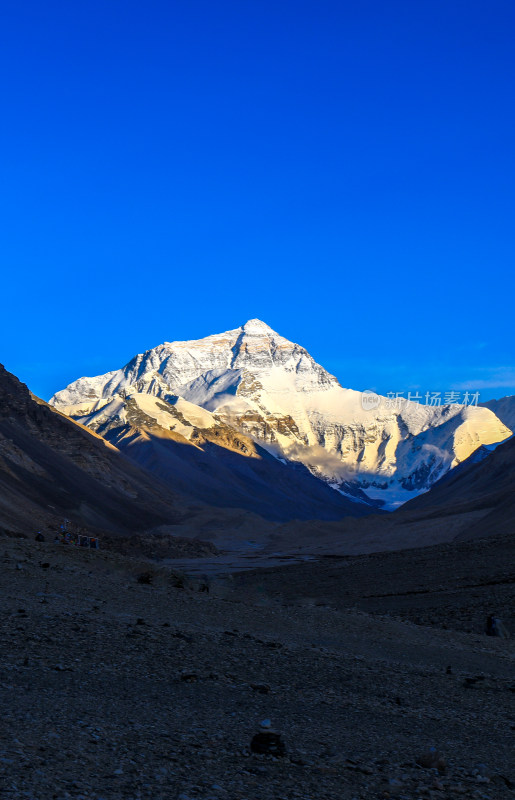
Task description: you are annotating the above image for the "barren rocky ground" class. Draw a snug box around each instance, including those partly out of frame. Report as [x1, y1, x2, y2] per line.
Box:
[0, 534, 514, 800]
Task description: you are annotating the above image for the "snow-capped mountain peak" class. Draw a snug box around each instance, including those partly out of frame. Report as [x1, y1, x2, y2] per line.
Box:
[50, 321, 512, 509]
[51, 321, 339, 408]
[241, 318, 276, 334]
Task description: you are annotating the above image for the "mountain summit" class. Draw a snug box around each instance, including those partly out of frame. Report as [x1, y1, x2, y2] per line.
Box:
[51, 321, 511, 508]
[51, 319, 338, 409]
[240, 318, 277, 334]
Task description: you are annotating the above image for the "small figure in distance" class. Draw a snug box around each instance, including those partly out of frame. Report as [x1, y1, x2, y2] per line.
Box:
[35, 531, 45, 542]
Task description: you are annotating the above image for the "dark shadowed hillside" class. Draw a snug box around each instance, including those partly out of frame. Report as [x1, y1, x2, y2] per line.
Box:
[262, 435, 515, 557]
[0, 364, 262, 548]
[402, 433, 515, 540]
[93, 408, 376, 522]
[0, 364, 184, 535]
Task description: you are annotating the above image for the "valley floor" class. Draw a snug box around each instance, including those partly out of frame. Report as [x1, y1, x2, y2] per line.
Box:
[0, 535, 514, 800]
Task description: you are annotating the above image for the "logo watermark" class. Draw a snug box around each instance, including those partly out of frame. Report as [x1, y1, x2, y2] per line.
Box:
[362, 390, 381, 411]
[361, 390, 480, 411]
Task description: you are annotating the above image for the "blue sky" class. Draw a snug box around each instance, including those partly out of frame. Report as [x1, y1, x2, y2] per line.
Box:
[1, 0, 514, 401]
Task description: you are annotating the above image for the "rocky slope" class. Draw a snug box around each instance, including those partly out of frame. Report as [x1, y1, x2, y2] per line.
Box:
[54, 391, 374, 522]
[1, 534, 513, 800]
[51, 319, 511, 509]
[402, 430, 515, 540]
[0, 364, 266, 549]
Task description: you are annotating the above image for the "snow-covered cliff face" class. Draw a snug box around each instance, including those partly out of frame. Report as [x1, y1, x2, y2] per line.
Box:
[52, 319, 338, 405]
[51, 319, 512, 508]
[480, 396, 515, 432]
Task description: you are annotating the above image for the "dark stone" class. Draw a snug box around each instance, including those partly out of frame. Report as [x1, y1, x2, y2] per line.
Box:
[416, 748, 446, 773]
[173, 630, 193, 642]
[35, 533, 45, 542]
[250, 683, 271, 694]
[180, 672, 198, 683]
[250, 731, 286, 757]
[464, 675, 485, 687]
[495, 774, 515, 790]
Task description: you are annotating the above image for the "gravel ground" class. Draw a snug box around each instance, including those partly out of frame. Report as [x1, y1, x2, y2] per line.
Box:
[0, 536, 514, 800]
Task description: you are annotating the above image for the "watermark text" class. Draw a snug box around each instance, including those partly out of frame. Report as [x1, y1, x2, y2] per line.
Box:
[361, 389, 480, 411]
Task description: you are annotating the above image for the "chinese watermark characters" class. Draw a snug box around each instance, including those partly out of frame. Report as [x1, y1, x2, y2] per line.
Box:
[361, 390, 480, 411]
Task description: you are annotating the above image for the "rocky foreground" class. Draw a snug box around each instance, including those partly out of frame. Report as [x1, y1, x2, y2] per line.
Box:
[0, 535, 514, 800]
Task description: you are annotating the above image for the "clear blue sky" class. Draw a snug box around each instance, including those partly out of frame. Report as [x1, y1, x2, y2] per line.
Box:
[1, 0, 514, 401]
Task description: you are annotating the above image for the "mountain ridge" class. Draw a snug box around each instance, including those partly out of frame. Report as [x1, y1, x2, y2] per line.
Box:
[63, 390, 376, 521]
[0, 363, 272, 550]
[51, 319, 512, 508]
